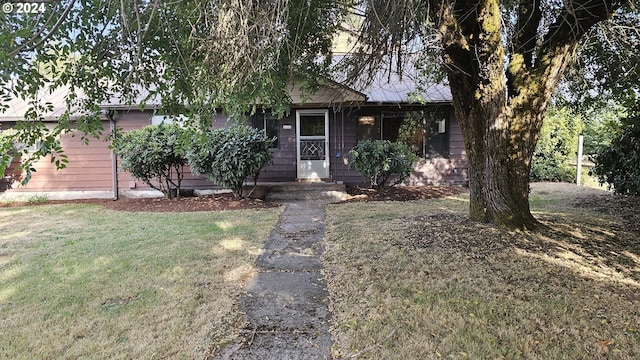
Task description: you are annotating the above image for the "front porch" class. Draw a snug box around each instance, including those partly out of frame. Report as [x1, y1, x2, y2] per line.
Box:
[245, 181, 348, 202]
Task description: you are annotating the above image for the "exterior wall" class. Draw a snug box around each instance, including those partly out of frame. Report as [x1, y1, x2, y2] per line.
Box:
[2, 103, 468, 198]
[255, 112, 297, 182]
[6, 120, 114, 192]
[407, 108, 468, 186]
[331, 105, 468, 186]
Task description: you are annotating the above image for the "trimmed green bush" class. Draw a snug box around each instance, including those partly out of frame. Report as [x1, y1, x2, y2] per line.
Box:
[186, 125, 273, 198]
[591, 119, 640, 195]
[112, 124, 188, 198]
[348, 139, 418, 189]
[0, 133, 15, 176]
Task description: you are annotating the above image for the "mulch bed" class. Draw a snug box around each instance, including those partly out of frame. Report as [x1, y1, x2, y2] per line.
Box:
[0, 186, 469, 212]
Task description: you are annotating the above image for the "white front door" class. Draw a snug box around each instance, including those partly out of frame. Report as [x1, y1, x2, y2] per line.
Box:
[296, 110, 329, 180]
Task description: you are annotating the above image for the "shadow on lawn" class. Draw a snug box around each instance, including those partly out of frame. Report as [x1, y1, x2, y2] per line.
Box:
[397, 194, 640, 290]
[533, 195, 640, 286]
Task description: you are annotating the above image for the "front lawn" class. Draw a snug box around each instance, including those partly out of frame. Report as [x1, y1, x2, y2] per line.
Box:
[324, 183, 639, 359]
[0, 204, 281, 359]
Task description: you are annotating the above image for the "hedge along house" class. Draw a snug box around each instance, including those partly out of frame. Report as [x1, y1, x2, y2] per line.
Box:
[1, 78, 468, 200]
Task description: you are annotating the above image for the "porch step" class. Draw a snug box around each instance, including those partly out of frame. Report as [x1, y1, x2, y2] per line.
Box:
[258, 182, 348, 202]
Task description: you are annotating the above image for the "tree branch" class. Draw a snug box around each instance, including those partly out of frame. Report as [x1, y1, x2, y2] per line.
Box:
[507, 0, 542, 99]
[9, 0, 78, 58]
[540, 0, 618, 57]
[514, 0, 542, 68]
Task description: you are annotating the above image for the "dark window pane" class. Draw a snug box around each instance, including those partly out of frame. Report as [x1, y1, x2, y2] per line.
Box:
[424, 109, 449, 158]
[357, 115, 380, 141]
[265, 114, 279, 148]
[251, 111, 279, 148]
[356, 109, 450, 158]
[299, 114, 325, 136]
[381, 112, 403, 142]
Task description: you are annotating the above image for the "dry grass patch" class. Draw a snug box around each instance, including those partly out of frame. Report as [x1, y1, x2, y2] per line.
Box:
[0, 204, 281, 359]
[324, 184, 639, 359]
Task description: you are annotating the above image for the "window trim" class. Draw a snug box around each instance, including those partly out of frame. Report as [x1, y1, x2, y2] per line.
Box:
[251, 111, 279, 149]
[356, 109, 450, 159]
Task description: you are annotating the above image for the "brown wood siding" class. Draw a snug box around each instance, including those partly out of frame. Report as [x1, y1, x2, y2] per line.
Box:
[256, 111, 297, 182]
[331, 107, 361, 183]
[10, 121, 115, 191]
[1, 157, 23, 192]
[115, 111, 218, 191]
[114, 112, 152, 191]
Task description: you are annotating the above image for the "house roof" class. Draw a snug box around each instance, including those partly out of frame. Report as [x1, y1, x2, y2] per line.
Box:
[2, 74, 451, 121]
[361, 74, 451, 104]
[2, 85, 74, 121]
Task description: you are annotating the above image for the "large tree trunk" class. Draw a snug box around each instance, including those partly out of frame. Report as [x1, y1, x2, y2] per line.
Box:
[430, 0, 616, 229]
[448, 74, 541, 229]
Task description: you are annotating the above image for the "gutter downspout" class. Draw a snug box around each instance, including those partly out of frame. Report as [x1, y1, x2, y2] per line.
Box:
[107, 111, 118, 201]
[341, 107, 345, 182]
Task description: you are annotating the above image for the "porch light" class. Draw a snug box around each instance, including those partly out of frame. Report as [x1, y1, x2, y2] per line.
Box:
[358, 115, 376, 125]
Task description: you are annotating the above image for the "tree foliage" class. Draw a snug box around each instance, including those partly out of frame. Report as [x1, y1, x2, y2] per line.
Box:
[185, 125, 273, 198]
[1, 0, 342, 180]
[348, 140, 418, 189]
[591, 116, 640, 195]
[338, 0, 633, 229]
[2, 0, 638, 228]
[564, 8, 640, 112]
[111, 124, 187, 199]
[530, 107, 583, 183]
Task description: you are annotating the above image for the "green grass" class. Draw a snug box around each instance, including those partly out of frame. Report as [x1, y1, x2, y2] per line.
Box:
[0, 204, 281, 359]
[324, 184, 640, 359]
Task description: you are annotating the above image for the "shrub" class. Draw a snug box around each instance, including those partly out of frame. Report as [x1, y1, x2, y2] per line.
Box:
[531, 106, 583, 183]
[111, 124, 188, 198]
[591, 119, 640, 195]
[348, 139, 418, 189]
[530, 152, 576, 183]
[0, 133, 16, 177]
[185, 125, 273, 198]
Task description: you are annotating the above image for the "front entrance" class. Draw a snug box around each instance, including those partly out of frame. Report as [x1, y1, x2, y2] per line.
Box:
[296, 110, 329, 180]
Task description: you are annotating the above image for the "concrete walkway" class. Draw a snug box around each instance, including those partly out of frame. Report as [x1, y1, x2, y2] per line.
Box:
[212, 200, 333, 360]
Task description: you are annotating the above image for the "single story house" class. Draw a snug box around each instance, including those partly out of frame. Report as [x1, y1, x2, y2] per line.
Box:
[1, 76, 468, 199]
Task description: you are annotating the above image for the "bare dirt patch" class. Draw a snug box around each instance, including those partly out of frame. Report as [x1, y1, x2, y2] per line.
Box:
[0, 193, 280, 212]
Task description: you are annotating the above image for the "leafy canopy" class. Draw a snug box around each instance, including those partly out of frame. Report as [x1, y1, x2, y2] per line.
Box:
[591, 115, 640, 195]
[1, 0, 343, 181]
[530, 106, 583, 183]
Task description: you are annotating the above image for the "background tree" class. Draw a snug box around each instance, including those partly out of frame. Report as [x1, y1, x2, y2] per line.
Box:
[530, 107, 583, 183]
[591, 114, 640, 195]
[557, 2, 639, 192]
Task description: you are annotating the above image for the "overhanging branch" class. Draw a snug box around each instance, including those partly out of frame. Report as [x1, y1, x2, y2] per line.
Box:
[540, 0, 618, 57]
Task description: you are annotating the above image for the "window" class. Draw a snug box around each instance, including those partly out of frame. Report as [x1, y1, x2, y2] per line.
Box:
[251, 112, 279, 148]
[357, 109, 449, 158]
[151, 115, 188, 126]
